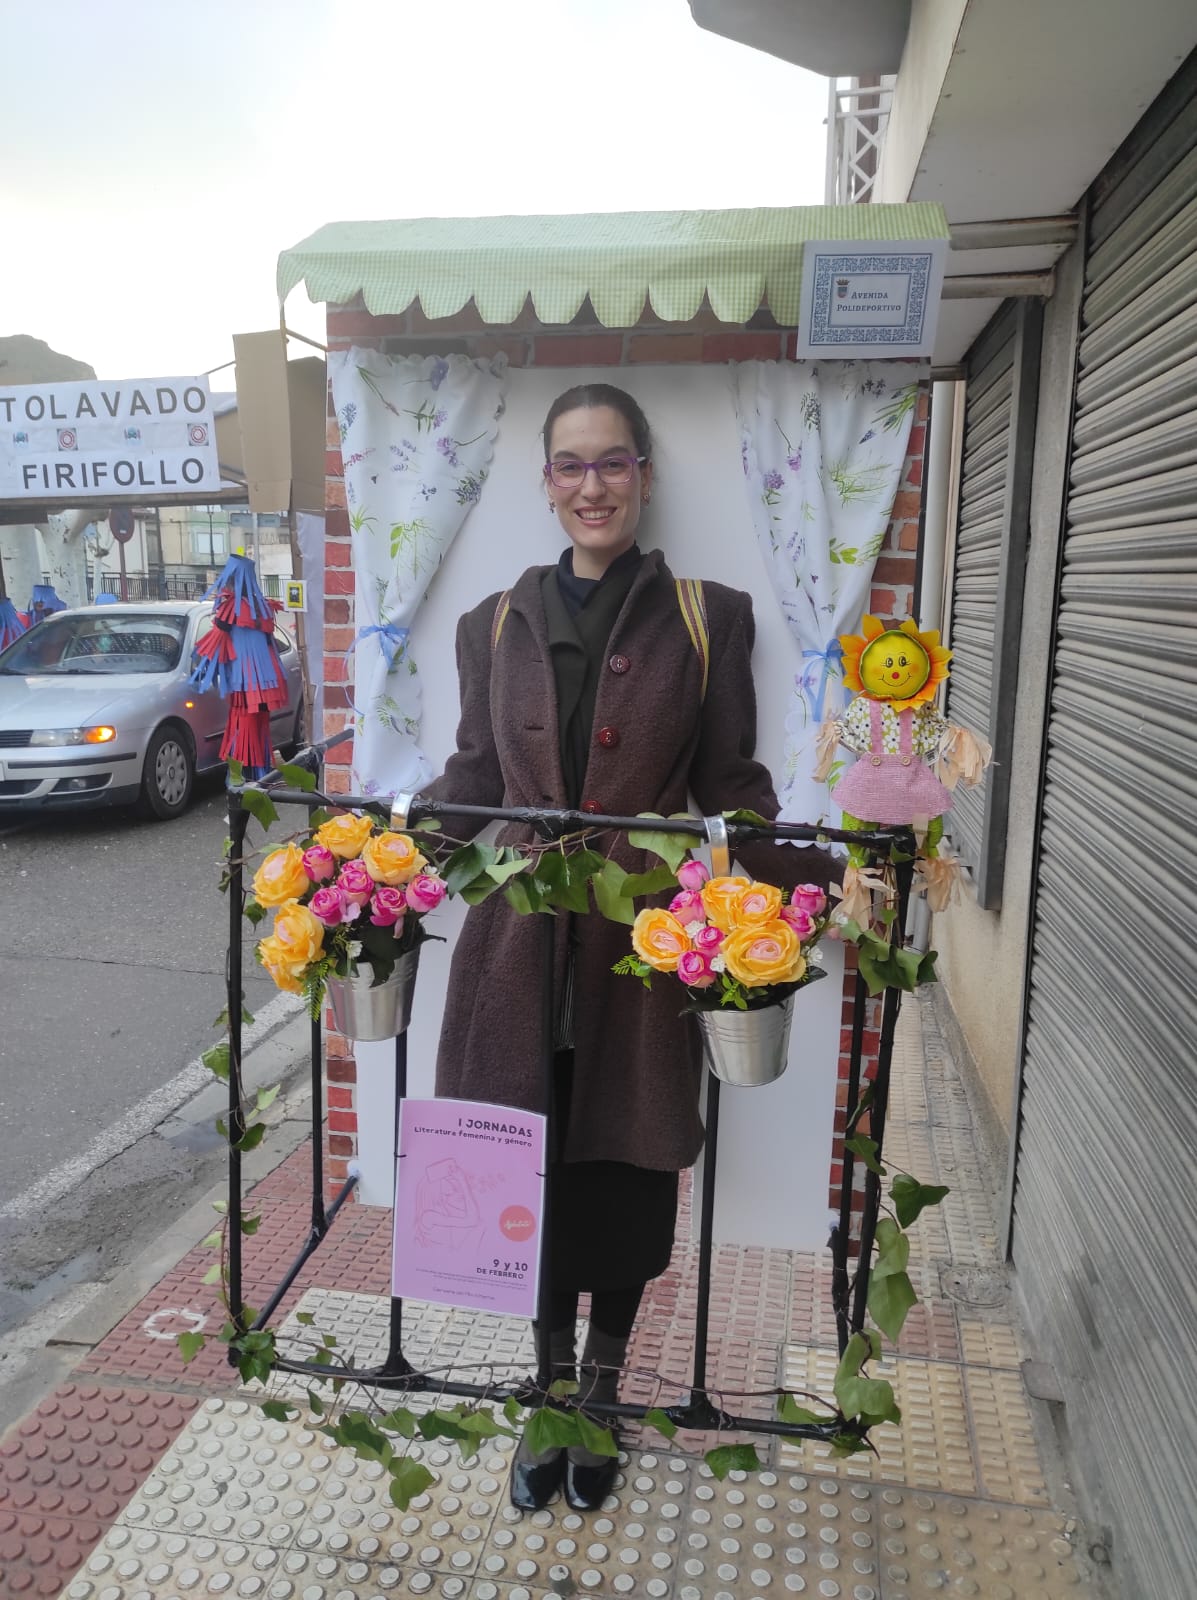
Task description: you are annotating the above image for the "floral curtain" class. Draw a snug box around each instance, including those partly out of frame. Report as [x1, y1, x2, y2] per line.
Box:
[329, 350, 508, 795]
[734, 361, 924, 824]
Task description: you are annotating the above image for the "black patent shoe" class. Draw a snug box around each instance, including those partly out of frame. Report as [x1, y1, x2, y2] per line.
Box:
[509, 1446, 565, 1511]
[564, 1448, 620, 1512]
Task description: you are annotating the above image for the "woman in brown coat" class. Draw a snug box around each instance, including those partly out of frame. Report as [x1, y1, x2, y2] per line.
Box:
[423, 384, 835, 1511]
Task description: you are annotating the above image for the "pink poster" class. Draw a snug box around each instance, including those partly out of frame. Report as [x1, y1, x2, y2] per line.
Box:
[392, 1097, 547, 1318]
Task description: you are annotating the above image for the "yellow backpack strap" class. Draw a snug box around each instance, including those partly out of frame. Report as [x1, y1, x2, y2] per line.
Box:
[675, 578, 709, 702]
[490, 590, 512, 651]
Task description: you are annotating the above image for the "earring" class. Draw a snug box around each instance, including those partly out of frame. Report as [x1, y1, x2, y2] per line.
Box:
[642, 493, 651, 505]
[547, 499, 556, 514]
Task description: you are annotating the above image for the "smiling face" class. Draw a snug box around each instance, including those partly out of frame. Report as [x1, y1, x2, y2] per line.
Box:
[545, 405, 652, 579]
[858, 628, 932, 701]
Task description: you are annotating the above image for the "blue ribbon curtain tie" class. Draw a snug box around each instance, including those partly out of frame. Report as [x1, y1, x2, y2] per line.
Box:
[800, 641, 844, 723]
[350, 621, 410, 672]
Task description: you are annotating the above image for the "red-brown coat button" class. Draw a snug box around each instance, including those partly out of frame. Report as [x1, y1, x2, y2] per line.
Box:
[581, 799, 603, 814]
[597, 726, 620, 748]
[609, 654, 630, 674]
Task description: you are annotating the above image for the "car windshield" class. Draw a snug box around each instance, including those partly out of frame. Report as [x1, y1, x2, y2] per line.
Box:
[0, 613, 188, 675]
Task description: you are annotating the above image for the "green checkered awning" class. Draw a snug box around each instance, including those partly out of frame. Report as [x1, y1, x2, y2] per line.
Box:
[277, 204, 950, 328]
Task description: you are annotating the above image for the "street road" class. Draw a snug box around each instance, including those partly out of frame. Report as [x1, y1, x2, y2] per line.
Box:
[0, 775, 300, 1332]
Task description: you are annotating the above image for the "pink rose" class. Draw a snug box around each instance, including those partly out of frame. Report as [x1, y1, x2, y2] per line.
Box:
[302, 844, 336, 883]
[790, 884, 828, 918]
[669, 888, 706, 922]
[404, 873, 448, 914]
[676, 858, 710, 892]
[693, 924, 724, 955]
[309, 884, 350, 926]
[370, 886, 407, 927]
[780, 905, 817, 939]
[337, 858, 374, 906]
[677, 950, 716, 989]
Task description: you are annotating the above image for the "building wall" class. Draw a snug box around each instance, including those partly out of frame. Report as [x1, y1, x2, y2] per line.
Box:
[874, 0, 968, 203]
[931, 233, 1085, 1142]
[319, 297, 927, 1207]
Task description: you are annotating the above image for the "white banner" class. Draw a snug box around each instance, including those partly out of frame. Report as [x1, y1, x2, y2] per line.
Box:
[0, 375, 221, 500]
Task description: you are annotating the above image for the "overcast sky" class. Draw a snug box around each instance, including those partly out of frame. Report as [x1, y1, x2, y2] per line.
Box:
[0, 0, 828, 380]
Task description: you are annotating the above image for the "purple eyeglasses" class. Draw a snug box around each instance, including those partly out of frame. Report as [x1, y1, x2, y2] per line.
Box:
[543, 454, 647, 489]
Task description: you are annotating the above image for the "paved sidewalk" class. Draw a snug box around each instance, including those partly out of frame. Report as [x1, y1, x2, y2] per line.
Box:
[0, 996, 1113, 1600]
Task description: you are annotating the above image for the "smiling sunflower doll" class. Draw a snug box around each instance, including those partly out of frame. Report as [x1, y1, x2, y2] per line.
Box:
[815, 615, 991, 917]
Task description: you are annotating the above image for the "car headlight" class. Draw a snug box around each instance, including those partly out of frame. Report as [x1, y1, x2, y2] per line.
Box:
[29, 726, 118, 747]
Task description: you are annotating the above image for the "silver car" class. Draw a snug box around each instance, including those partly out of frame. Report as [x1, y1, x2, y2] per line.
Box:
[0, 602, 304, 819]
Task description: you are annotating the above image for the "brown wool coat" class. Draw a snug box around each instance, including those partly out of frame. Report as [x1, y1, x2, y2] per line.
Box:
[422, 549, 838, 1173]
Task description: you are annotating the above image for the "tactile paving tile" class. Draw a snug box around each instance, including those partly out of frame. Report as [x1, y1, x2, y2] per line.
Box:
[964, 1367, 1050, 1506]
[779, 1347, 977, 1496]
[623, 1324, 780, 1422]
[116, 1397, 336, 1549]
[483, 1449, 693, 1595]
[296, 1438, 511, 1570]
[0, 1507, 105, 1599]
[59, 1531, 471, 1598]
[957, 1318, 1023, 1371]
[266, 1288, 453, 1401]
[681, 1467, 882, 1600]
[872, 1489, 1097, 1598]
[0, 1382, 200, 1524]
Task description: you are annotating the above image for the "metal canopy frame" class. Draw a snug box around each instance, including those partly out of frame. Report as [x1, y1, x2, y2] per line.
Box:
[223, 751, 913, 1446]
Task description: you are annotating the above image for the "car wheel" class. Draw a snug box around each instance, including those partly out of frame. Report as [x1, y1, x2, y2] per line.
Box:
[137, 723, 195, 819]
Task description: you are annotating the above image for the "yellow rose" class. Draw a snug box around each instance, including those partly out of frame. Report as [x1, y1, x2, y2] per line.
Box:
[251, 843, 310, 907]
[314, 812, 376, 860]
[257, 899, 325, 993]
[699, 875, 753, 932]
[631, 908, 692, 973]
[727, 881, 783, 926]
[361, 830, 427, 885]
[722, 919, 807, 988]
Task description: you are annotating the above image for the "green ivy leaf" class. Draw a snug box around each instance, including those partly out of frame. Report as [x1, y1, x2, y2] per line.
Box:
[459, 878, 504, 906]
[227, 759, 245, 786]
[503, 876, 535, 915]
[260, 1400, 297, 1422]
[627, 815, 689, 872]
[244, 897, 268, 927]
[202, 1043, 230, 1082]
[306, 1389, 325, 1416]
[592, 861, 635, 924]
[833, 1333, 900, 1426]
[503, 1395, 524, 1426]
[645, 1407, 678, 1441]
[829, 1429, 873, 1457]
[240, 788, 279, 830]
[778, 1393, 831, 1427]
[378, 1407, 419, 1439]
[256, 1084, 281, 1112]
[388, 1458, 435, 1510]
[201, 1262, 223, 1286]
[177, 1331, 206, 1363]
[240, 1213, 262, 1236]
[704, 1443, 762, 1480]
[548, 1378, 579, 1400]
[844, 1134, 884, 1176]
[235, 1123, 267, 1153]
[275, 761, 317, 792]
[485, 856, 531, 886]
[211, 1199, 228, 1215]
[524, 1406, 581, 1454]
[201, 1230, 222, 1249]
[575, 1411, 619, 1458]
[443, 843, 491, 896]
[890, 1174, 950, 1228]
[295, 1310, 315, 1326]
[417, 1409, 470, 1443]
[621, 864, 681, 899]
[869, 1268, 918, 1345]
[333, 1412, 394, 1464]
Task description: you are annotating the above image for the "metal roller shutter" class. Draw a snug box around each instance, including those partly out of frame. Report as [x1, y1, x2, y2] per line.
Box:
[1013, 59, 1197, 1599]
[946, 300, 1041, 907]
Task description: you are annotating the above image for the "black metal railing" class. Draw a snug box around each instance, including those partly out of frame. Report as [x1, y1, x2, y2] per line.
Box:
[223, 736, 913, 1442]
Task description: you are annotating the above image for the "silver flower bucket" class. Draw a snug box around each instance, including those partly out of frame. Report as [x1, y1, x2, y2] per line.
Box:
[695, 993, 796, 1088]
[326, 949, 420, 1041]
